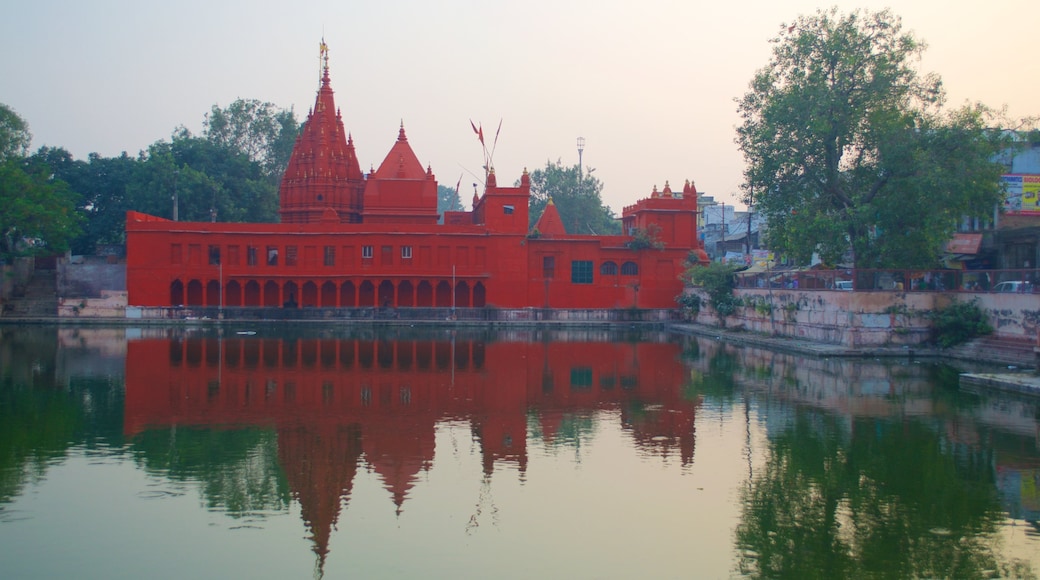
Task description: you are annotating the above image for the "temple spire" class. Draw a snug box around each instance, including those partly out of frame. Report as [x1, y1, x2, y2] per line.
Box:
[319, 37, 329, 86]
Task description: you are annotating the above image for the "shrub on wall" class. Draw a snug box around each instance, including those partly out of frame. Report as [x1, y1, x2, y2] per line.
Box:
[926, 298, 992, 348]
[684, 262, 740, 323]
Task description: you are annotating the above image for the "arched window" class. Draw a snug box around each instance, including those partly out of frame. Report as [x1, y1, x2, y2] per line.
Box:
[600, 261, 618, 275]
[621, 261, 639, 276]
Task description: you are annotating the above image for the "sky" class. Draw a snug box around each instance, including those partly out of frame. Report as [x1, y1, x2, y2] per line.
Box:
[2, 1, 1037, 213]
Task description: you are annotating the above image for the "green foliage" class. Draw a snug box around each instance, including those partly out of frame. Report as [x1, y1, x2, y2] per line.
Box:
[675, 292, 701, 316]
[526, 159, 620, 235]
[203, 98, 300, 179]
[0, 159, 83, 258]
[626, 223, 665, 250]
[737, 8, 1008, 269]
[128, 129, 279, 223]
[437, 183, 464, 219]
[736, 410, 1010, 578]
[0, 103, 32, 162]
[926, 298, 992, 348]
[685, 262, 740, 320]
[27, 148, 138, 253]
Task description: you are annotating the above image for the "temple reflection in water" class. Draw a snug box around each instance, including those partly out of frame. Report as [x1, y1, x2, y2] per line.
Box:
[124, 328, 700, 565]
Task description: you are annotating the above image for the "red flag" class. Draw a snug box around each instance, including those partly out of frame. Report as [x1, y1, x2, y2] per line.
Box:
[478, 125, 484, 145]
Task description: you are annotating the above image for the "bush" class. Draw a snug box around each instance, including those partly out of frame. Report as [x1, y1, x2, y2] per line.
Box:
[926, 298, 992, 348]
[685, 262, 740, 322]
[675, 292, 701, 317]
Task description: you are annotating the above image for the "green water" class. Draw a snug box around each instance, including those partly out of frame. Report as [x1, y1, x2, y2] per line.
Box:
[0, 325, 1037, 579]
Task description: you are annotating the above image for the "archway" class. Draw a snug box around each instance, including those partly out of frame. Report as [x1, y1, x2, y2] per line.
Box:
[284, 281, 299, 308]
[244, 280, 261, 306]
[455, 281, 470, 308]
[416, 281, 433, 307]
[320, 281, 337, 307]
[186, 280, 203, 306]
[340, 281, 356, 307]
[358, 281, 375, 307]
[378, 280, 395, 308]
[226, 280, 242, 307]
[435, 281, 451, 307]
[398, 280, 415, 307]
[263, 281, 279, 307]
[206, 280, 220, 306]
[170, 279, 184, 306]
[301, 281, 318, 307]
[473, 282, 486, 307]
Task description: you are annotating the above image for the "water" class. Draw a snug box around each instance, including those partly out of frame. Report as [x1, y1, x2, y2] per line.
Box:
[1, 324, 1038, 579]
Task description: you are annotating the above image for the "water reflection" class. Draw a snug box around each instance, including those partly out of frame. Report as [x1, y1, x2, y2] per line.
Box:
[1, 325, 1039, 577]
[682, 342, 1040, 578]
[123, 326, 699, 568]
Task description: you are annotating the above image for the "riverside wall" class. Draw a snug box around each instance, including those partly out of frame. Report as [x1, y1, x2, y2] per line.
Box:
[688, 288, 1039, 347]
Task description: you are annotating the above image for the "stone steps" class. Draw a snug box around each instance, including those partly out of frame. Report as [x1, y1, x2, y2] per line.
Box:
[947, 335, 1037, 369]
[2, 269, 57, 318]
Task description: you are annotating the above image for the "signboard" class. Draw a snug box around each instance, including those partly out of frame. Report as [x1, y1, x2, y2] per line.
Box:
[1003, 174, 1040, 214]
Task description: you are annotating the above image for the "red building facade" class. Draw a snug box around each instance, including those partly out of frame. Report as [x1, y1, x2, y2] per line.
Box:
[126, 48, 707, 311]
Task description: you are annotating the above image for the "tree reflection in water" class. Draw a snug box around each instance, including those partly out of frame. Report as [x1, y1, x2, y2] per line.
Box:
[735, 392, 1030, 578]
[2, 325, 1040, 578]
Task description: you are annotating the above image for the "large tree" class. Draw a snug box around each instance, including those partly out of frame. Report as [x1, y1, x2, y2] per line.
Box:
[127, 129, 279, 224]
[27, 147, 141, 253]
[203, 98, 300, 180]
[526, 160, 620, 235]
[0, 103, 32, 162]
[0, 159, 82, 258]
[736, 8, 1007, 268]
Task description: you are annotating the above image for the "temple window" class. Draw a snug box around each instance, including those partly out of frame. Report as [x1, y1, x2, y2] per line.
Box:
[571, 260, 593, 284]
[286, 245, 298, 266]
[267, 246, 279, 266]
[324, 246, 335, 266]
[227, 245, 239, 266]
[188, 244, 201, 265]
[208, 245, 221, 265]
[247, 246, 257, 266]
[503, 205, 514, 215]
[362, 245, 373, 259]
[621, 261, 639, 276]
[171, 244, 182, 265]
[601, 261, 618, 275]
[543, 256, 555, 279]
[401, 246, 413, 259]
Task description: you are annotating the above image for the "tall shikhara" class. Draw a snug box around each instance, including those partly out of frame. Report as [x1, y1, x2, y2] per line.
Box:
[278, 44, 364, 224]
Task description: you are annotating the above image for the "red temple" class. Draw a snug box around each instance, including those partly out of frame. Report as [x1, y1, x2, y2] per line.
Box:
[125, 45, 707, 311]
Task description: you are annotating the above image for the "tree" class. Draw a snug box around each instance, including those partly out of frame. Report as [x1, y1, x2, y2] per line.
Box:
[437, 183, 464, 219]
[526, 160, 620, 235]
[0, 159, 83, 258]
[0, 103, 31, 162]
[128, 129, 279, 223]
[736, 8, 1008, 268]
[27, 148, 141, 253]
[203, 98, 300, 180]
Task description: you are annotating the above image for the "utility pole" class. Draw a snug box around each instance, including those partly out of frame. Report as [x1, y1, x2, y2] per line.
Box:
[172, 169, 179, 222]
[576, 137, 585, 181]
[746, 187, 753, 257]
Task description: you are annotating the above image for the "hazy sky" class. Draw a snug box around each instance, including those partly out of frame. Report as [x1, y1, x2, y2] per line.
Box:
[2, 1, 1036, 213]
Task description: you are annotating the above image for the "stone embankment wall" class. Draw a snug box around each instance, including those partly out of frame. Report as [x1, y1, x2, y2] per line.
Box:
[58, 291, 127, 318]
[58, 257, 126, 298]
[689, 288, 1039, 347]
[0, 258, 34, 302]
